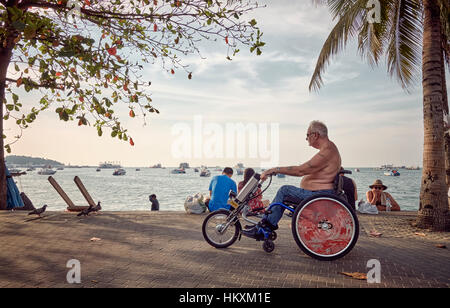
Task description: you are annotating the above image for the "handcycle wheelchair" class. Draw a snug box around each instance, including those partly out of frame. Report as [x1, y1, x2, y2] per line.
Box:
[202, 170, 359, 261]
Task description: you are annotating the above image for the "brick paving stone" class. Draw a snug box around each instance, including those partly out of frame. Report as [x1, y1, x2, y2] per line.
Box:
[0, 210, 448, 288]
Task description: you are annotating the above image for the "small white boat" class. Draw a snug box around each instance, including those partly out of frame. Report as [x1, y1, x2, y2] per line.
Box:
[384, 170, 400, 176]
[171, 168, 186, 174]
[38, 168, 56, 175]
[200, 168, 211, 177]
[113, 168, 126, 176]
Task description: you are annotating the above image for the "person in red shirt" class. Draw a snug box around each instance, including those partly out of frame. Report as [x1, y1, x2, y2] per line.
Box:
[238, 168, 269, 215]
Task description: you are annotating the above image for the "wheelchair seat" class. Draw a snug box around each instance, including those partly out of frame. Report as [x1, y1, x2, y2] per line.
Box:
[281, 169, 353, 207]
[283, 195, 303, 206]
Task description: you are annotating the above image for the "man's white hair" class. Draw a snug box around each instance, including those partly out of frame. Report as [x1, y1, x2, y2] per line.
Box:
[309, 120, 328, 137]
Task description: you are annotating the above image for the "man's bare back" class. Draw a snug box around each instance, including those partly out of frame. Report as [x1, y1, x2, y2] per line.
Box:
[300, 140, 341, 191]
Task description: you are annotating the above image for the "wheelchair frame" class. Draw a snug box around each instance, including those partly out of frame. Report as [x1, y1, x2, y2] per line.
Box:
[202, 171, 359, 260]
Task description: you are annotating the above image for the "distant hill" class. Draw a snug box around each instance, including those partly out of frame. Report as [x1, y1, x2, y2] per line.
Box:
[6, 155, 64, 166]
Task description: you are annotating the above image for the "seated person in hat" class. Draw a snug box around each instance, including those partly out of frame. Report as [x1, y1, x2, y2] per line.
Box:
[366, 179, 400, 211]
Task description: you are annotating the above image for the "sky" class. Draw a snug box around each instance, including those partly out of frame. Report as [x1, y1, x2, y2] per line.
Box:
[4, 0, 447, 168]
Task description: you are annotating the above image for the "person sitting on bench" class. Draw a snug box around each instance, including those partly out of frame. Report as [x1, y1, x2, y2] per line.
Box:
[242, 120, 342, 238]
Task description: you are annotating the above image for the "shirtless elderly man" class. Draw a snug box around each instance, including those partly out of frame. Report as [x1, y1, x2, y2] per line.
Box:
[243, 120, 342, 239]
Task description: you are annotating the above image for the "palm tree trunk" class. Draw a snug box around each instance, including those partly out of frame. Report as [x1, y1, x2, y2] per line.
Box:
[441, 41, 450, 208]
[416, 0, 450, 231]
[443, 49, 450, 211]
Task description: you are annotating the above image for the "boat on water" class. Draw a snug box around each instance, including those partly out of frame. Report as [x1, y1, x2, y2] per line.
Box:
[234, 163, 244, 175]
[179, 162, 190, 169]
[406, 166, 420, 170]
[96, 168, 101, 172]
[38, 167, 56, 175]
[384, 170, 400, 176]
[355, 168, 360, 172]
[151, 163, 163, 168]
[26, 167, 35, 172]
[200, 168, 211, 177]
[171, 168, 186, 174]
[113, 168, 126, 176]
[57, 166, 64, 170]
[194, 168, 199, 172]
[99, 161, 121, 169]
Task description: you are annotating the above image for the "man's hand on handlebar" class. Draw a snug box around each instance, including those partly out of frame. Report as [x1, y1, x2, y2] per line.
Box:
[261, 168, 277, 181]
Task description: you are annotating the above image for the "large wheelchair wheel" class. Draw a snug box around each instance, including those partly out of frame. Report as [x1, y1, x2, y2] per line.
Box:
[291, 193, 359, 261]
[202, 209, 241, 249]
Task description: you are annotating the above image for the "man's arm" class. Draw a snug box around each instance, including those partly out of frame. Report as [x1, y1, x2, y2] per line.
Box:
[266, 150, 329, 178]
[209, 178, 214, 197]
[366, 190, 376, 204]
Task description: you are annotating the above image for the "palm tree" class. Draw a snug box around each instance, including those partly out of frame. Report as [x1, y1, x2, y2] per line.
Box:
[309, 0, 449, 231]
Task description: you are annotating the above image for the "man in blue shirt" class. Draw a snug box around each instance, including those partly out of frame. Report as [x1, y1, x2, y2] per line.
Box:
[208, 167, 237, 212]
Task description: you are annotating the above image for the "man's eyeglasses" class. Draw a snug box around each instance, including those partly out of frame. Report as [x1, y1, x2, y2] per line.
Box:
[306, 132, 317, 140]
[374, 186, 383, 190]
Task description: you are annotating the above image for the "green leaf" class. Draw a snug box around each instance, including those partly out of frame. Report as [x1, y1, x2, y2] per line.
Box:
[12, 93, 19, 104]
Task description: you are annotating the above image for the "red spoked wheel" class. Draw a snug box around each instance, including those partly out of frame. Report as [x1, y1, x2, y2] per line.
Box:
[291, 194, 359, 261]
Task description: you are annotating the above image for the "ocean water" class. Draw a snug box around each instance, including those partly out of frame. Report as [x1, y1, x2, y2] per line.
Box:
[13, 167, 422, 212]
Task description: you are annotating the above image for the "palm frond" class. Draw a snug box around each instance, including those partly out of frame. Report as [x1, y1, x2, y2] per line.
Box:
[309, 0, 367, 92]
[385, 0, 422, 91]
[439, 0, 450, 68]
[357, 1, 390, 67]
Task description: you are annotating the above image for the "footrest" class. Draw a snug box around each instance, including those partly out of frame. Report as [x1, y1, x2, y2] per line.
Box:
[251, 207, 265, 212]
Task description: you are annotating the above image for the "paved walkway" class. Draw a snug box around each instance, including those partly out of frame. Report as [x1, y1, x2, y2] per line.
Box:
[0, 210, 448, 288]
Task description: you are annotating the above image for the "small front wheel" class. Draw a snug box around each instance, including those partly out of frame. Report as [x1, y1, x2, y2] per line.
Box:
[262, 240, 275, 253]
[202, 209, 241, 249]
